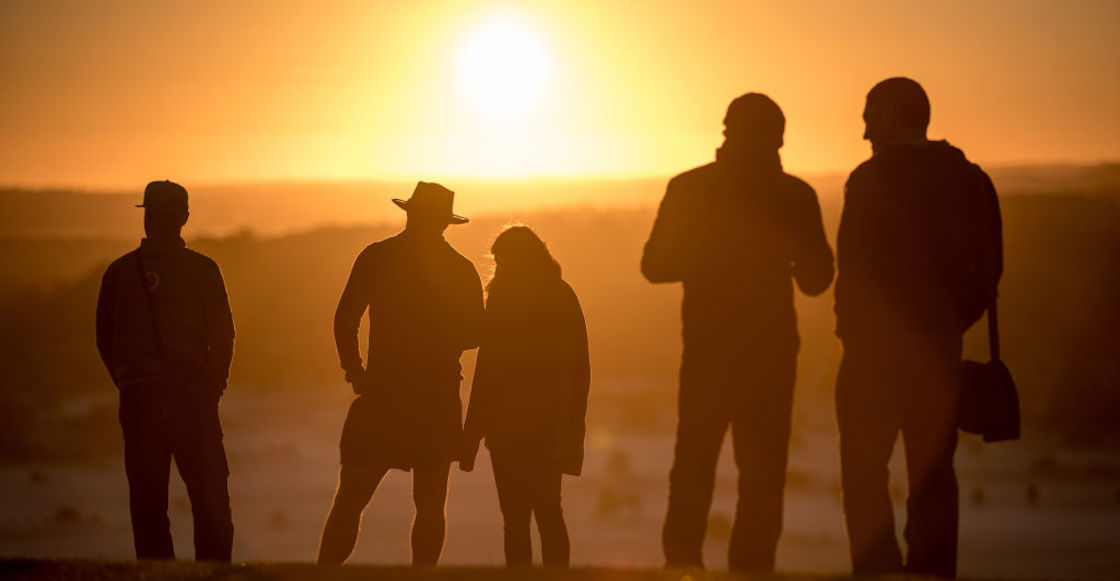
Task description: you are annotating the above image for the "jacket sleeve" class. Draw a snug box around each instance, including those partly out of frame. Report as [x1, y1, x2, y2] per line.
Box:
[334, 249, 373, 376]
[980, 170, 1004, 299]
[641, 178, 690, 283]
[564, 283, 591, 475]
[791, 184, 835, 296]
[95, 266, 116, 382]
[202, 258, 235, 391]
[833, 172, 873, 337]
[463, 307, 496, 444]
[458, 265, 485, 351]
[963, 167, 1004, 328]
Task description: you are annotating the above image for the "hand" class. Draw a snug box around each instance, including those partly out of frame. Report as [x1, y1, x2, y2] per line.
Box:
[459, 438, 481, 472]
[345, 369, 369, 395]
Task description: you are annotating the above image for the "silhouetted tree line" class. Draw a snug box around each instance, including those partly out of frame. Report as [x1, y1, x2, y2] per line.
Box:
[0, 194, 1118, 461]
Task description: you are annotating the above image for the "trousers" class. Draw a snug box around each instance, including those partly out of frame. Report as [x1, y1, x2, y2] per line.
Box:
[490, 451, 569, 567]
[317, 461, 451, 565]
[118, 389, 233, 561]
[662, 343, 797, 571]
[836, 332, 962, 577]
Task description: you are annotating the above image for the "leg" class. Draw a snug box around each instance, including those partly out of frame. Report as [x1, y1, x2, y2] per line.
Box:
[171, 401, 233, 561]
[727, 349, 797, 572]
[492, 452, 534, 567]
[411, 460, 451, 566]
[663, 355, 731, 568]
[836, 340, 904, 574]
[119, 393, 175, 560]
[317, 464, 387, 564]
[531, 467, 570, 568]
[901, 334, 962, 577]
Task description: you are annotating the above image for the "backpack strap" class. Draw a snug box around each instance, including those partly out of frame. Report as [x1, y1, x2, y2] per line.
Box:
[133, 249, 170, 373]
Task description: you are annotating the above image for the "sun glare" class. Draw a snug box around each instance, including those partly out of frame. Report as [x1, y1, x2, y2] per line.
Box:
[456, 14, 550, 117]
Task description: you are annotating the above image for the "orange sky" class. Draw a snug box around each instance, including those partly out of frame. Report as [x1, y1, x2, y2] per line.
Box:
[1, 0, 1118, 189]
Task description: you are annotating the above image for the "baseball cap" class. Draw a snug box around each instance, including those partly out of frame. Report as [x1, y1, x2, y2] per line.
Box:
[136, 180, 188, 213]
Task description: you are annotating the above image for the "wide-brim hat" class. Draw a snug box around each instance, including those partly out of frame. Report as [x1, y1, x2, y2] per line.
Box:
[392, 181, 468, 225]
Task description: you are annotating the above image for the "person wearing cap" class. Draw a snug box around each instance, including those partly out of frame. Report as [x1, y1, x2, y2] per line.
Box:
[834, 78, 1002, 577]
[641, 94, 834, 571]
[317, 181, 484, 566]
[95, 180, 235, 561]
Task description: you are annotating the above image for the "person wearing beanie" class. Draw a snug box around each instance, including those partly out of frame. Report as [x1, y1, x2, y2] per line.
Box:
[641, 93, 834, 571]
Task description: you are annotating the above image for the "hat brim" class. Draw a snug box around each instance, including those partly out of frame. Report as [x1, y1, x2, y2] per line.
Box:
[392, 198, 468, 224]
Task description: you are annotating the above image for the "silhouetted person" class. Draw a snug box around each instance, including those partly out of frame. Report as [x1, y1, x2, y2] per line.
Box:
[95, 180, 235, 561]
[834, 78, 1003, 577]
[318, 182, 483, 566]
[642, 94, 834, 571]
[461, 226, 590, 568]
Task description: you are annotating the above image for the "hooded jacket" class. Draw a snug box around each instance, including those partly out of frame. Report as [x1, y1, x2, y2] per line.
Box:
[834, 140, 1003, 338]
[96, 238, 234, 391]
[641, 148, 835, 351]
[463, 277, 590, 475]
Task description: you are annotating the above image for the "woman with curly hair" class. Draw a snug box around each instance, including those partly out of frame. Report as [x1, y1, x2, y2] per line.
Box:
[461, 225, 590, 568]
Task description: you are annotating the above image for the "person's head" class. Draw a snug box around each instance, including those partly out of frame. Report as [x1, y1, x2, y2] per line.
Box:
[863, 77, 930, 152]
[488, 225, 560, 293]
[723, 93, 785, 151]
[137, 180, 189, 240]
[393, 181, 467, 237]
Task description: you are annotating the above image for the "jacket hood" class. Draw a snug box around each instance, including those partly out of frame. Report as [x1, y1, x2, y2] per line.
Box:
[873, 139, 971, 170]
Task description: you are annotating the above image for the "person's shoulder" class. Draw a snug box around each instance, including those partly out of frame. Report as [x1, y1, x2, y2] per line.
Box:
[355, 234, 399, 261]
[669, 162, 719, 189]
[557, 279, 579, 301]
[183, 248, 223, 272]
[445, 243, 480, 274]
[104, 250, 139, 278]
[779, 172, 819, 200]
[846, 156, 879, 187]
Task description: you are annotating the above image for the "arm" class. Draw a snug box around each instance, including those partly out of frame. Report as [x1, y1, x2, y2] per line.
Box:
[95, 266, 116, 382]
[459, 265, 485, 351]
[202, 259, 236, 393]
[334, 250, 373, 384]
[460, 307, 496, 471]
[979, 170, 1004, 299]
[569, 287, 590, 433]
[791, 184, 835, 296]
[641, 179, 690, 283]
[833, 173, 873, 337]
[564, 283, 591, 475]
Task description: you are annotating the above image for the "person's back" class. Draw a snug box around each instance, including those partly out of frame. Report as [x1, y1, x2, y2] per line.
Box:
[833, 78, 1002, 578]
[644, 161, 834, 348]
[641, 93, 833, 572]
[462, 225, 590, 568]
[319, 182, 483, 567]
[835, 139, 1001, 339]
[95, 180, 235, 562]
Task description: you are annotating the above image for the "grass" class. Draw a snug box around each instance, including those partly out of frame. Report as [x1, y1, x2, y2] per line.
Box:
[0, 559, 863, 581]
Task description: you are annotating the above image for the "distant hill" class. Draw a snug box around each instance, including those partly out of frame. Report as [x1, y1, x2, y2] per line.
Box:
[0, 179, 1118, 460]
[1, 163, 1115, 239]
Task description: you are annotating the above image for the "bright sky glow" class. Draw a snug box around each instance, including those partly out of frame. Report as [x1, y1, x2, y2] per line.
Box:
[457, 14, 550, 117]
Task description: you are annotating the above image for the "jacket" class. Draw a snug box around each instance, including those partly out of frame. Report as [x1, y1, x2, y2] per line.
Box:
[834, 140, 1003, 338]
[334, 229, 484, 467]
[463, 278, 590, 475]
[95, 238, 235, 392]
[641, 150, 835, 351]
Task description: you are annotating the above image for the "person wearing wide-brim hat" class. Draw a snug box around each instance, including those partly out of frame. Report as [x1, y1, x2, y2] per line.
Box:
[318, 181, 484, 566]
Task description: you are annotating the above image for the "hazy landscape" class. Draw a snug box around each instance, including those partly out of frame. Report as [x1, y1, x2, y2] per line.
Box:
[1, 164, 1118, 579]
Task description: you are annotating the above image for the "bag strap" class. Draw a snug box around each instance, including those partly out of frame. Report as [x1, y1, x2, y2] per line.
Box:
[133, 249, 170, 372]
[987, 298, 1001, 362]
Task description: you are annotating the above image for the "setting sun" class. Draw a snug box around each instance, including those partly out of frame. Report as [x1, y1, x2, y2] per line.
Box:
[456, 13, 550, 117]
